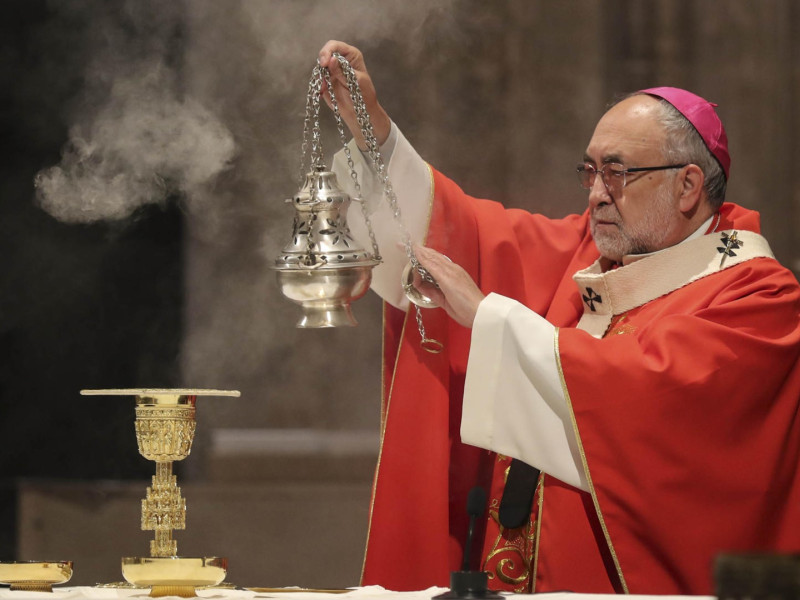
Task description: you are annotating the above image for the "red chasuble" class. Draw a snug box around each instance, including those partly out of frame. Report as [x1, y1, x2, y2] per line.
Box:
[360, 166, 800, 595]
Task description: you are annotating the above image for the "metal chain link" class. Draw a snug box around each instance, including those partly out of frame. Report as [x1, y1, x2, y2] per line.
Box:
[310, 53, 441, 353]
[322, 66, 382, 263]
[298, 68, 318, 183]
[298, 65, 327, 267]
[309, 66, 325, 171]
[333, 56, 414, 264]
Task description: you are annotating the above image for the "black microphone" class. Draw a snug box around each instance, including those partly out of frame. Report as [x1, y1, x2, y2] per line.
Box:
[434, 486, 501, 600]
[462, 486, 487, 571]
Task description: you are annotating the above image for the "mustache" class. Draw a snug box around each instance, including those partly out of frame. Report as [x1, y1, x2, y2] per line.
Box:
[591, 206, 621, 223]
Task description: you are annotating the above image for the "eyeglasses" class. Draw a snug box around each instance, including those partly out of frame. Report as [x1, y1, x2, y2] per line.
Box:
[576, 162, 687, 194]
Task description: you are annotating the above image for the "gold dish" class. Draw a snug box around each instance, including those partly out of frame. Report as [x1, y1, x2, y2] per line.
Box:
[122, 556, 227, 598]
[0, 561, 73, 592]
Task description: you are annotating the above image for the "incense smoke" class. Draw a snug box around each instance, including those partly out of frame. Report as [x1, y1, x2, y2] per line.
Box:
[32, 0, 455, 229]
[32, 0, 238, 226]
[34, 63, 236, 223]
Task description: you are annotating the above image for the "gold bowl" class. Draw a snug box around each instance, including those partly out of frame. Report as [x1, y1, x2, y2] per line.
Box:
[122, 557, 227, 598]
[0, 561, 73, 592]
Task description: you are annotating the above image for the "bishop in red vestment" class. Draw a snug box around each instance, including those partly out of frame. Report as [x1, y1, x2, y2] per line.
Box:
[318, 42, 800, 595]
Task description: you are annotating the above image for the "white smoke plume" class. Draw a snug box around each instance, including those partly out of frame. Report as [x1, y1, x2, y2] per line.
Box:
[34, 61, 235, 223]
[32, 0, 238, 225]
[32, 0, 456, 228]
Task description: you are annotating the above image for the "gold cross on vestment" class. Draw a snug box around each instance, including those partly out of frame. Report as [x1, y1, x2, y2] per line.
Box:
[718, 231, 741, 268]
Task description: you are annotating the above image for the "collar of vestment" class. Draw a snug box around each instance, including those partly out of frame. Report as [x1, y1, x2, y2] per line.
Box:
[573, 230, 774, 338]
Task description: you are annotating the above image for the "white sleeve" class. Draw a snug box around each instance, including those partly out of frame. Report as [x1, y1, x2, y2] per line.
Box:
[331, 122, 432, 310]
[461, 293, 588, 491]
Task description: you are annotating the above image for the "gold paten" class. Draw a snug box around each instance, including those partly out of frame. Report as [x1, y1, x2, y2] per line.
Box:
[81, 388, 239, 597]
[0, 561, 73, 592]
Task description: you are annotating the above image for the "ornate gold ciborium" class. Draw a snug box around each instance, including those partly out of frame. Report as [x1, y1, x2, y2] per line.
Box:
[81, 388, 239, 597]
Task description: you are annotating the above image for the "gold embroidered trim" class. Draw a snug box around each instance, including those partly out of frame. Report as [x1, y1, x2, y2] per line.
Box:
[481, 459, 538, 592]
[531, 473, 544, 593]
[483, 515, 536, 590]
[553, 328, 629, 593]
[607, 314, 637, 337]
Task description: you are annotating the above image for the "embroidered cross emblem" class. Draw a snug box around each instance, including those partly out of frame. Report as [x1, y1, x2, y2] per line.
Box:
[582, 287, 602, 312]
[717, 231, 741, 267]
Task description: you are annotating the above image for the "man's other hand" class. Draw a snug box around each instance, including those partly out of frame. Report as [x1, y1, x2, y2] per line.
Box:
[413, 245, 485, 328]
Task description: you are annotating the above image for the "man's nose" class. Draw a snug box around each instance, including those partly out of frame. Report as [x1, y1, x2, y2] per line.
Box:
[587, 173, 612, 208]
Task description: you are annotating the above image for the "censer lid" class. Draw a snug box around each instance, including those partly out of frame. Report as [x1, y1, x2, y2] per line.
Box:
[275, 165, 379, 271]
[291, 168, 349, 206]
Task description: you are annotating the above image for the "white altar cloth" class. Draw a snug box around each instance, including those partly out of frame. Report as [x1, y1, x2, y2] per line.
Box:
[0, 586, 714, 600]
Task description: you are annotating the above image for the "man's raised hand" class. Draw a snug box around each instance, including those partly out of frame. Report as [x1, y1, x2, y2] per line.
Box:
[318, 40, 391, 150]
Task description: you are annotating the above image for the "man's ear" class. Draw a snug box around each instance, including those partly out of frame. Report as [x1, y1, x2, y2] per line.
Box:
[678, 164, 705, 213]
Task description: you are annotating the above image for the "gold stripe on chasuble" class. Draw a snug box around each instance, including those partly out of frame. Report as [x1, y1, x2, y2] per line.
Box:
[531, 472, 544, 592]
[360, 307, 410, 583]
[360, 164, 435, 583]
[553, 328, 628, 593]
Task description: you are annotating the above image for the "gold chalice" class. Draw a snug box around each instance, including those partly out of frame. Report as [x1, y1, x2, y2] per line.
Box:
[81, 388, 239, 597]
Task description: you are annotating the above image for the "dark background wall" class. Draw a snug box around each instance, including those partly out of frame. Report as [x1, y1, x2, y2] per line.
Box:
[1, 0, 798, 575]
[0, 1, 185, 559]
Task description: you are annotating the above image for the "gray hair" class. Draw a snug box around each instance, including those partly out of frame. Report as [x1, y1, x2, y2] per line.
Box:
[648, 96, 727, 209]
[613, 93, 728, 209]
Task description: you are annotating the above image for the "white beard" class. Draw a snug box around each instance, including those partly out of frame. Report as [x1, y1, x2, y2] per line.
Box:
[590, 182, 676, 262]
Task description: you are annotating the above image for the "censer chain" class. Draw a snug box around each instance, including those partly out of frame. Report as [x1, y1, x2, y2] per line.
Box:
[322, 65, 382, 264]
[298, 64, 325, 266]
[310, 53, 441, 353]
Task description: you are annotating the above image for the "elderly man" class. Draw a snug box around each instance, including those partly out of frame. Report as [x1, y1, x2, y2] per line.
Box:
[318, 41, 800, 595]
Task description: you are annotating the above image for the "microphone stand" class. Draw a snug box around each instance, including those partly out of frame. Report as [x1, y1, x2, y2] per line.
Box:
[434, 487, 502, 599]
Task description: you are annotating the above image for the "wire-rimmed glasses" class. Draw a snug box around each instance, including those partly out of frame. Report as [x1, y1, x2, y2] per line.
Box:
[576, 162, 687, 195]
